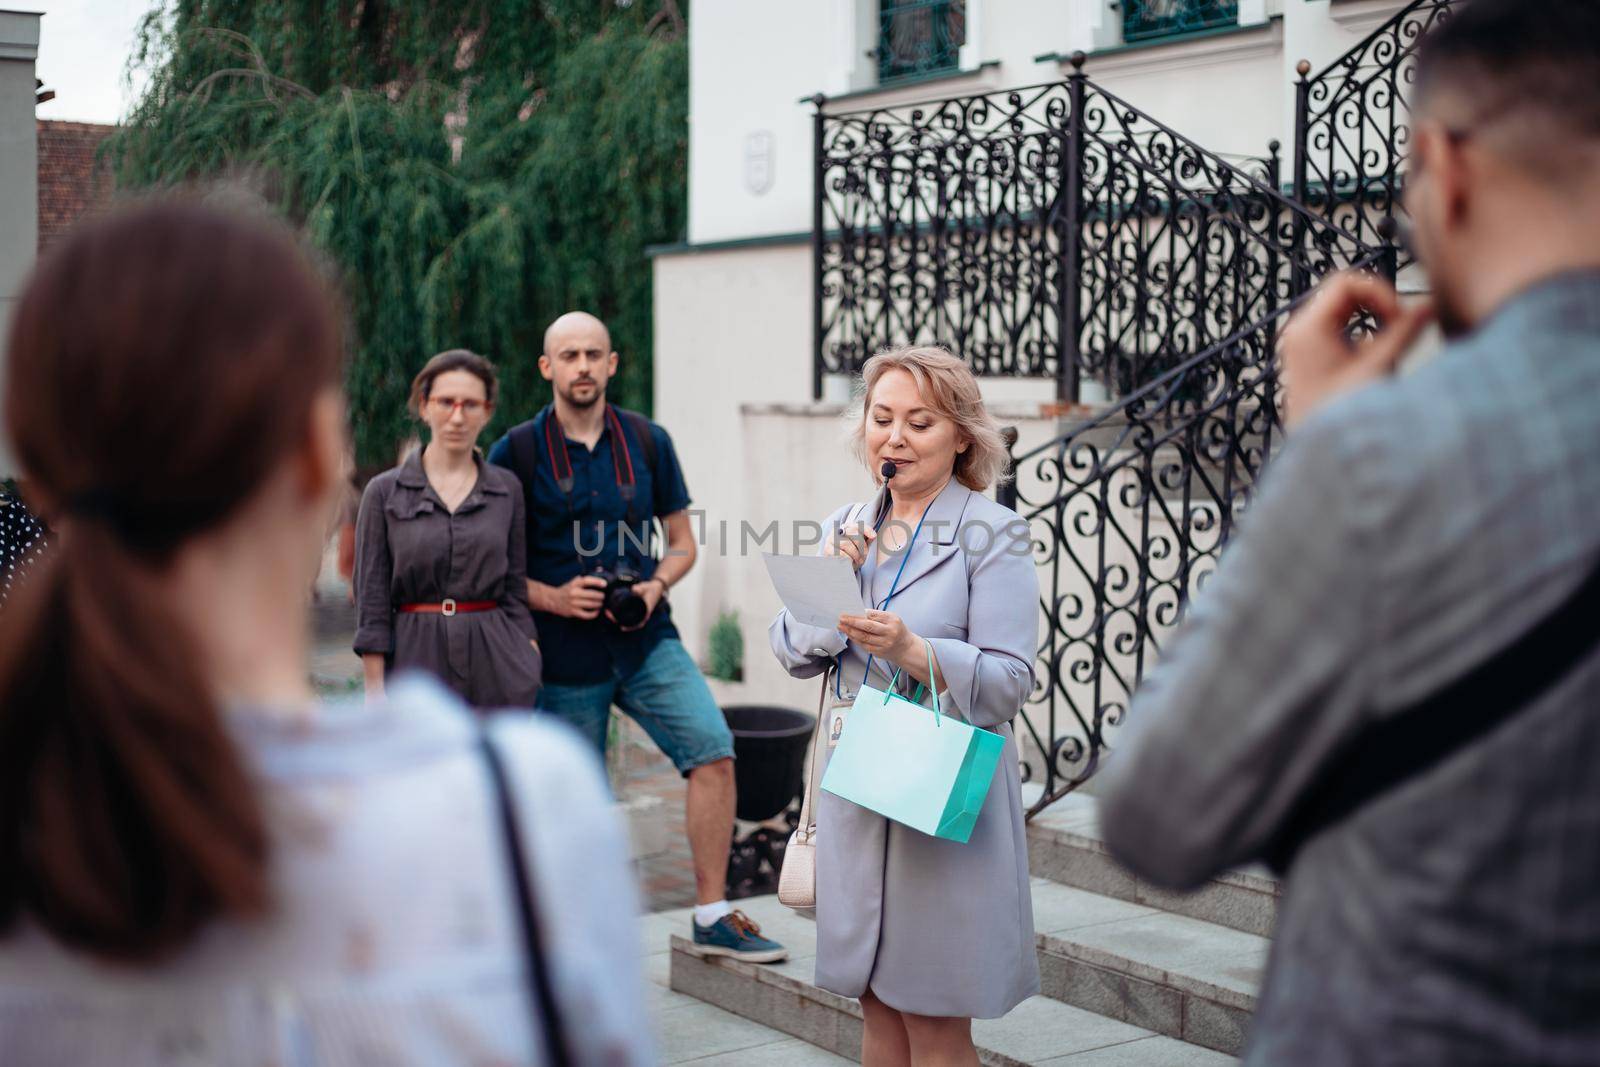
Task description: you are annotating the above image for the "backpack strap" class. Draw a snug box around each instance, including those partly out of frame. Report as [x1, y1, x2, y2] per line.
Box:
[1263, 551, 1600, 872]
[507, 415, 549, 501]
[615, 408, 658, 475]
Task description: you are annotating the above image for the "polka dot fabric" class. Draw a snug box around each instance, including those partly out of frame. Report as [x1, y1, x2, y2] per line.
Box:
[0, 491, 48, 611]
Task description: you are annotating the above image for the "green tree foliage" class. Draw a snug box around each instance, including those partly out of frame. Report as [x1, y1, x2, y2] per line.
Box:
[108, 0, 687, 466]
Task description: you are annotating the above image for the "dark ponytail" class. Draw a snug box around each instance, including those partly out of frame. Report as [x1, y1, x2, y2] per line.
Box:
[0, 199, 344, 961]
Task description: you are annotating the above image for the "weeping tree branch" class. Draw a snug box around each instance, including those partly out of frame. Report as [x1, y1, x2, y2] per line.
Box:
[109, 0, 688, 468]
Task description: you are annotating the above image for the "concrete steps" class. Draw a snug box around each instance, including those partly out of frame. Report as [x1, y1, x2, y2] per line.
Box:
[641, 910, 854, 1064]
[667, 893, 1249, 1064]
[1027, 794, 1281, 939]
[1030, 880, 1267, 1055]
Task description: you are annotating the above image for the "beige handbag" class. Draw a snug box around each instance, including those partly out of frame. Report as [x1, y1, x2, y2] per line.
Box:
[777, 669, 839, 909]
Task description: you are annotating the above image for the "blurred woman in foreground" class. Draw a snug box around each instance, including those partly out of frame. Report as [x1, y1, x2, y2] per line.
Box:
[0, 199, 650, 1065]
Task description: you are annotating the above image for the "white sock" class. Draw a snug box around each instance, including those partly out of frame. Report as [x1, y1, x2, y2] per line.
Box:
[694, 900, 733, 927]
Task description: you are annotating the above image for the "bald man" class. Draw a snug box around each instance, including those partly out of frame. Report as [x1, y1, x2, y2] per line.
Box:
[488, 311, 786, 964]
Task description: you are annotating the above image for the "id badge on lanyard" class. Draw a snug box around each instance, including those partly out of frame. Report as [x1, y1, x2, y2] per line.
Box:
[830, 496, 932, 740]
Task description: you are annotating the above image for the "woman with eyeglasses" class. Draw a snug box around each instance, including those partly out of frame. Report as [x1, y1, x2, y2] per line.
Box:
[354, 350, 543, 708]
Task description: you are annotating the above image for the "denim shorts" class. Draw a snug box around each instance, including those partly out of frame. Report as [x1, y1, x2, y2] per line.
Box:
[536, 637, 734, 776]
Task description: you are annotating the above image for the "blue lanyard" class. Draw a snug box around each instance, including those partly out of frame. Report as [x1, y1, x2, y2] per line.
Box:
[834, 498, 931, 699]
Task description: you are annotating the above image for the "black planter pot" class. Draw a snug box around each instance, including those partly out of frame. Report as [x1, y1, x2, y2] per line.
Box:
[723, 704, 815, 822]
[722, 704, 815, 898]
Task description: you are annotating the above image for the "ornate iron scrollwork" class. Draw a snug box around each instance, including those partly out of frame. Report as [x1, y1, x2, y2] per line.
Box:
[811, 0, 1447, 818]
[1005, 250, 1388, 816]
[814, 70, 1373, 405]
[1293, 0, 1456, 255]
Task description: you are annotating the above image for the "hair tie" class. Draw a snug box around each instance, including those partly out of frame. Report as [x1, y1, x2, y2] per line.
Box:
[64, 487, 119, 520]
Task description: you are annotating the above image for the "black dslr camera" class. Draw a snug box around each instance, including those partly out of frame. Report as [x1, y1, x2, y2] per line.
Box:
[591, 566, 649, 628]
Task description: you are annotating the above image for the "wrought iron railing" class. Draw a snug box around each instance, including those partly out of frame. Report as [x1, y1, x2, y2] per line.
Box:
[0, 484, 49, 613]
[998, 250, 1390, 815]
[809, 0, 1453, 817]
[1292, 0, 1456, 258]
[1121, 0, 1239, 44]
[811, 57, 1377, 401]
[876, 0, 967, 84]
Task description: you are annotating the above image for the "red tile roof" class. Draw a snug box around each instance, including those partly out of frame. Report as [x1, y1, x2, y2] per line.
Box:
[37, 120, 117, 253]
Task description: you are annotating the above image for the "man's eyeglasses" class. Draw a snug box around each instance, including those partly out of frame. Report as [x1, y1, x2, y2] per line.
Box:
[426, 397, 487, 417]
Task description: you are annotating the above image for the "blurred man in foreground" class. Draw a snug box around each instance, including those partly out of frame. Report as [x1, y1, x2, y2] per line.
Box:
[1101, 1, 1600, 1062]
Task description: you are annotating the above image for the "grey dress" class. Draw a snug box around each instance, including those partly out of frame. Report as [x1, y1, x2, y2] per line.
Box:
[769, 476, 1040, 1019]
[354, 448, 542, 708]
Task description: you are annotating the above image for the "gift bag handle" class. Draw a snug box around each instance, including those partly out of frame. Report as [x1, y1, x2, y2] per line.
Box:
[883, 638, 943, 727]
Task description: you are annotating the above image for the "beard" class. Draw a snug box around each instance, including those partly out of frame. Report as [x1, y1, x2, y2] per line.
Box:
[1408, 207, 1473, 340]
[1431, 281, 1474, 340]
[560, 379, 603, 408]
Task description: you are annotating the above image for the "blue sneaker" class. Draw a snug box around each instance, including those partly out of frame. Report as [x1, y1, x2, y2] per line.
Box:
[692, 910, 788, 963]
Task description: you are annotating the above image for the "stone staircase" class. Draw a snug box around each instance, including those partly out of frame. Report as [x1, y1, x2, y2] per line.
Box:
[664, 794, 1279, 1064]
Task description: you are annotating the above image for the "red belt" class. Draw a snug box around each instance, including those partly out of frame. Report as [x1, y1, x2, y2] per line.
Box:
[398, 599, 498, 618]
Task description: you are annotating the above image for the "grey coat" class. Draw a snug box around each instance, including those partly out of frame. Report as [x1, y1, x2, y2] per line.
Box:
[769, 477, 1040, 1019]
[354, 448, 542, 708]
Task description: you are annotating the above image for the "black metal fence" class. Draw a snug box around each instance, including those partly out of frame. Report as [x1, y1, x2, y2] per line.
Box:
[812, 59, 1376, 403]
[997, 252, 1386, 814]
[810, 0, 1441, 817]
[1292, 0, 1456, 254]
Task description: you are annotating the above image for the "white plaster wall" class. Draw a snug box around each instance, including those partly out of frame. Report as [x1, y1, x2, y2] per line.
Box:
[0, 11, 40, 479]
[652, 241, 815, 655]
[689, 0, 1079, 244]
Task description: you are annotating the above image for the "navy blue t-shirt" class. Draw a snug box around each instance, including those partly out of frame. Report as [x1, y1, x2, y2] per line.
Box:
[487, 406, 692, 685]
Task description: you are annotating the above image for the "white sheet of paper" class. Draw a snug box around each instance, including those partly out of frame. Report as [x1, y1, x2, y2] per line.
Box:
[762, 552, 867, 629]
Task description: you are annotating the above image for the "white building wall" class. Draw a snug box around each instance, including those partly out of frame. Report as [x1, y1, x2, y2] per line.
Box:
[0, 10, 40, 479]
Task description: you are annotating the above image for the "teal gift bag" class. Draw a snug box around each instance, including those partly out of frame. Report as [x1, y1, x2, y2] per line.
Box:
[820, 643, 1005, 843]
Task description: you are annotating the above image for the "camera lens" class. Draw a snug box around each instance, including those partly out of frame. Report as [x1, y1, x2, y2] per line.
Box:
[608, 585, 648, 628]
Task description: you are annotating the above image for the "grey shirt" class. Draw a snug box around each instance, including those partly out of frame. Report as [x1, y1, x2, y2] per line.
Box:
[1099, 271, 1600, 1064]
[354, 448, 542, 708]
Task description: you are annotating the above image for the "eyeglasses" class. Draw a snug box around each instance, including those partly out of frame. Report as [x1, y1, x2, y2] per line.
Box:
[426, 397, 488, 417]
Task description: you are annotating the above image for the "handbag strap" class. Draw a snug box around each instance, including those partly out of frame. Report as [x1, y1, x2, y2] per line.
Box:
[796, 666, 833, 839]
[1262, 551, 1600, 872]
[480, 730, 573, 1067]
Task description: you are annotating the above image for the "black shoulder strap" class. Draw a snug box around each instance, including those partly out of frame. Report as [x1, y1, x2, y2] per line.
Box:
[480, 730, 572, 1067]
[507, 418, 544, 501]
[616, 408, 657, 474]
[1263, 552, 1600, 872]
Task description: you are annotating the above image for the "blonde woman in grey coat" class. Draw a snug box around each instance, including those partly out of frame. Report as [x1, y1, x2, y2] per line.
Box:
[770, 346, 1040, 1066]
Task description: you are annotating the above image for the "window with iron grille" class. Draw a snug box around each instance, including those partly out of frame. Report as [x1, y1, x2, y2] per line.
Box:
[1120, 0, 1238, 43]
[877, 0, 967, 84]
